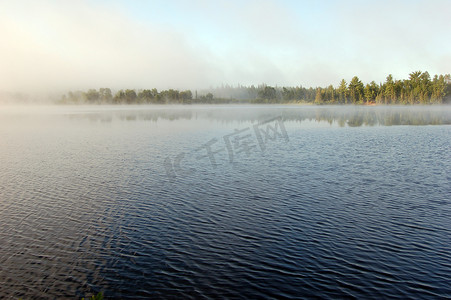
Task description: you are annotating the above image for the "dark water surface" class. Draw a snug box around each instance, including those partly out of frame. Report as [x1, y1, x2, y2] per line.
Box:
[1, 105, 450, 299]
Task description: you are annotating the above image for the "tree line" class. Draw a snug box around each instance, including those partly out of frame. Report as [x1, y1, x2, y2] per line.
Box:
[59, 71, 451, 105]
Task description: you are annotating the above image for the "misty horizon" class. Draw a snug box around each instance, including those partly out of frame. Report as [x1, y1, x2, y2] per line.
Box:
[2, 70, 450, 106]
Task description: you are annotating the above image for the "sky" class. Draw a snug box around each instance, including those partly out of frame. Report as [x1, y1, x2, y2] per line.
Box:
[1, 0, 450, 93]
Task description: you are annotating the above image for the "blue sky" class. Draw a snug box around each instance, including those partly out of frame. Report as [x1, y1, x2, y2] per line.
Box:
[0, 0, 450, 92]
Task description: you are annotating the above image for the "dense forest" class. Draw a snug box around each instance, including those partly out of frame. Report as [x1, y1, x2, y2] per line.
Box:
[59, 71, 451, 105]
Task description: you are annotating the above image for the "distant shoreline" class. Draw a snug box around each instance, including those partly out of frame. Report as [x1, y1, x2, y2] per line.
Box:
[56, 71, 450, 105]
[2, 70, 450, 106]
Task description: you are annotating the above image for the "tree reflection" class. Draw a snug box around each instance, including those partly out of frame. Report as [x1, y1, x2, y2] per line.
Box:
[66, 106, 451, 127]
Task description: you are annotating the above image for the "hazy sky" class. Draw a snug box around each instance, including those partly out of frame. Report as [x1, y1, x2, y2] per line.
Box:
[1, 0, 450, 92]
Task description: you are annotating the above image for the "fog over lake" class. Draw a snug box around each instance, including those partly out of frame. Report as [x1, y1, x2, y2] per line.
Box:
[0, 105, 450, 299]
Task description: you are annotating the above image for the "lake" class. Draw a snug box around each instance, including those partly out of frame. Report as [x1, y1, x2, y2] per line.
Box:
[0, 105, 450, 299]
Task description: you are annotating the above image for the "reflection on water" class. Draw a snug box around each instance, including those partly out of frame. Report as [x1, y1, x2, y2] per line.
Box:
[2, 105, 450, 126]
[0, 105, 450, 299]
[55, 105, 451, 126]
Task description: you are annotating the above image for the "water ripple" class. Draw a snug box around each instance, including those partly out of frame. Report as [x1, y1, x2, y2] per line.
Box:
[1, 107, 450, 299]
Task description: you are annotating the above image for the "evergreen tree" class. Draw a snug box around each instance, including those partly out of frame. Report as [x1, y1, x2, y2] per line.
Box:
[384, 74, 395, 104]
[348, 76, 364, 104]
[338, 79, 348, 104]
[314, 88, 323, 104]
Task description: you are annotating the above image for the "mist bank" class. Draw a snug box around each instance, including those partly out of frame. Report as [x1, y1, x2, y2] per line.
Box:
[2, 71, 450, 105]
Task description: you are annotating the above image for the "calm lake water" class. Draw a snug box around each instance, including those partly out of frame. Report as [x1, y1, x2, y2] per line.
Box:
[0, 105, 450, 299]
